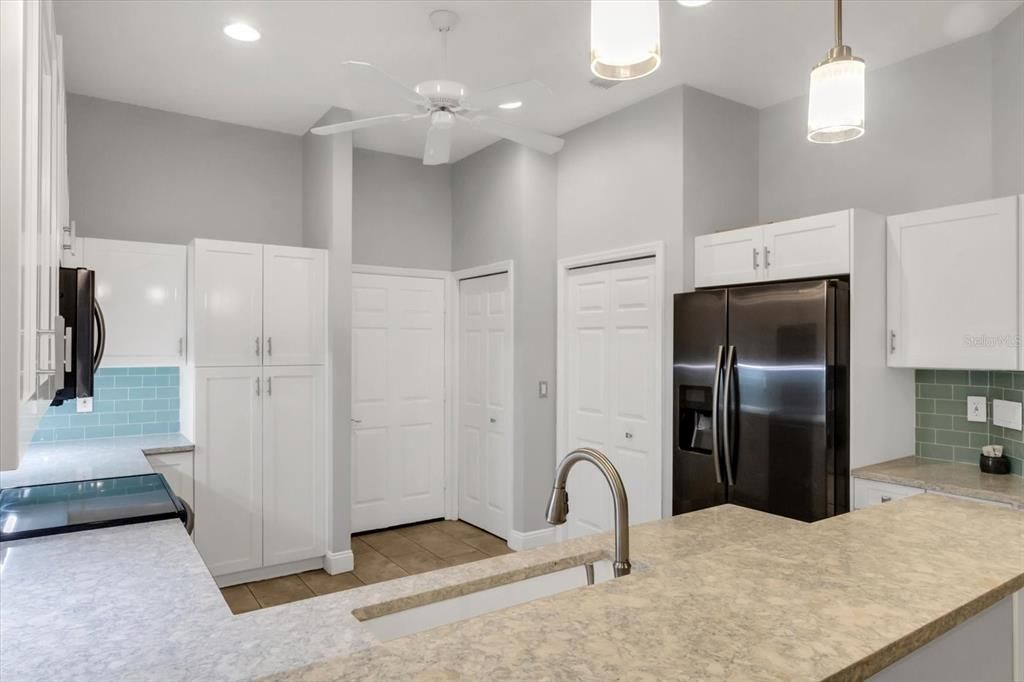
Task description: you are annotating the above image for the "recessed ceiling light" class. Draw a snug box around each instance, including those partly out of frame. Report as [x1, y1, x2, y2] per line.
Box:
[224, 23, 260, 42]
[676, 0, 712, 6]
[498, 101, 523, 110]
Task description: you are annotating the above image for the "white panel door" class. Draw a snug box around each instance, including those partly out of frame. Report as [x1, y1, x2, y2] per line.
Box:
[887, 196, 1020, 369]
[694, 225, 764, 288]
[84, 239, 187, 366]
[763, 210, 850, 281]
[458, 273, 512, 539]
[191, 239, 263, 367]
[351, 273, 446, 532]
[263, 365, 325, 565]
[193, 366, 262, 576]
[263, 245, 326, 366]
[565, 259, 659, 539]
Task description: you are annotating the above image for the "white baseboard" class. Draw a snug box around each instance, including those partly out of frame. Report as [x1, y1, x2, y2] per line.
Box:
[507, 527, 557, 551]
[215, 556, 324, 587]
[324, 549, 354, 575]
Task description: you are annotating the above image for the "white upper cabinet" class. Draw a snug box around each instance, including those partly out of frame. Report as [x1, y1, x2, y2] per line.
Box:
[762, 211, 850, 282]
[84, 238, 186, 367]
[887, 196, 1022, 370]
[694, 211, 851, 289]
[190, 239, 263, 367]
[694, 225, 764, 287]
[262, 245, 326, 366]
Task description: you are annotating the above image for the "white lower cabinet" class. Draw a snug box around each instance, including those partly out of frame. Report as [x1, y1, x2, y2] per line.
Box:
[191, 365, 324, 578]
[146, 451, 194, 511]
[853, 479, 924, 510]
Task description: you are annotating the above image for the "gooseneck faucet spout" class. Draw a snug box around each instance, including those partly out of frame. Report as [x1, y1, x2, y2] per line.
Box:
[545, 448, 631, 577]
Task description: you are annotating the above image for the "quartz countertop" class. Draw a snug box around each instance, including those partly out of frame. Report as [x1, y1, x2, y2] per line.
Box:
[0, 433, 194, 489]
[3, 494, 1023, 682]
[853, 456, 1024, 509]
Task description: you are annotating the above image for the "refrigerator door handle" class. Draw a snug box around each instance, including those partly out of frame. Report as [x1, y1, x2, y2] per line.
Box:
[710, 345, 725, 485]
[722, 345, 736, 486]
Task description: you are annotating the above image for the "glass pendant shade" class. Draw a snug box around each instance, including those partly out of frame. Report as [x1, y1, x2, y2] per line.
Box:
[807, 56, 865, 143]
[590, 0, 661, 81]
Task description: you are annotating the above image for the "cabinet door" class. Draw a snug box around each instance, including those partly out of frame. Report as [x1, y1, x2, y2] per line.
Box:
[84, 239, 186, 366]
[694, 225, 764, 288]
[263, 245, 326, 366]
[262, 365, 325, 565]
[193, 367, 262, 576]
[852, 479, 924, 510]
[763, 210, 850, 281]
[887, 197, 1020, 369]
[146, 451, 195, 511]
[191, 240, 262, 367]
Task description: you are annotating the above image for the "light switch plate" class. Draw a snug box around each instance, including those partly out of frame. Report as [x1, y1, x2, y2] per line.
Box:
[77, 397, 93, 413]
[966, 396, 987, 422]
[993, 399, 1023, 431]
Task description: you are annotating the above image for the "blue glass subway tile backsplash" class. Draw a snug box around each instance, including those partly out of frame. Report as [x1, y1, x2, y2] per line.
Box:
[32, 367, 180, 442]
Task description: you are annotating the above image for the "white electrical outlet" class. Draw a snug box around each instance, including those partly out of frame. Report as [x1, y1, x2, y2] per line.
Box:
[993, 399, 1022, 431]
[77, 397, 93, 413]
[966, 396, 987, 423]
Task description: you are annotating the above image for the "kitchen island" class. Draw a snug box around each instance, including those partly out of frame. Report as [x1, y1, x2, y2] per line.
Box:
[1, 494, 1021, 681]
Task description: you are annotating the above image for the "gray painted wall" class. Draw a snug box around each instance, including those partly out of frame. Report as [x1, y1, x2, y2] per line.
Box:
[353, 149, 452, 270]
[452, 141, 558, 533]
[302, 108, 353, 554]
[758, 33, 994, 223]
[67, 94, 303, 245]
[993, 5, 1024, 196]
[681, 85, 759, 292]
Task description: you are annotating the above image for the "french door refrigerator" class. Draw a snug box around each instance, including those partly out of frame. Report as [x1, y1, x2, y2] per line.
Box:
[672, 279, 849, 522]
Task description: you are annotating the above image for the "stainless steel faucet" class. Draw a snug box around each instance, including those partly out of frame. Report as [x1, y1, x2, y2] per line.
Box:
[545, 447, 631, 578]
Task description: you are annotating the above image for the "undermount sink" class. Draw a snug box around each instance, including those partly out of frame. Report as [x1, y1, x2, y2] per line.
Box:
[358, 559, 617, 642]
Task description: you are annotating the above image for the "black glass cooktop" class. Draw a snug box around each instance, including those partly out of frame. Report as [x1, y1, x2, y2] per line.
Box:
[0, 474, 185, 542]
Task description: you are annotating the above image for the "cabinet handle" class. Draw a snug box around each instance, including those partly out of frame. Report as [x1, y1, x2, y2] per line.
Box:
[267, 377, 272, 396]
[255, 376, 260, 396]
[752, 248, 759, 270]
[267, 336, 272, 357]
[255, 336, 261, 357]
[489, 417, 497, 423]
[36, 329, 58, 374]
[625, 432, 633, 439]
[764, 246, 771, 268]
[178, 337, 183, 357]
[889, 330, 896, 354]
[880, 495, 892, 503]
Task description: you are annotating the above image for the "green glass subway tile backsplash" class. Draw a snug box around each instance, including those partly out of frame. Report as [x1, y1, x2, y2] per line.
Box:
[914, 370, 1024, 475]
[32, 367, 180, 443]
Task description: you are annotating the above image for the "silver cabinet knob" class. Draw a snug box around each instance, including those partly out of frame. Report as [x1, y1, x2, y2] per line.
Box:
[489, 417, 497, 423]
[880, 495, 892, 503]
[625, 432, 633, 439]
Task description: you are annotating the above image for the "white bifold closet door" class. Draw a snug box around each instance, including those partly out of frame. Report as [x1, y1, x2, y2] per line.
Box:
[458, 273, 512, 539]
[351, 273, 445, 533]
[564, 258, 659, 539]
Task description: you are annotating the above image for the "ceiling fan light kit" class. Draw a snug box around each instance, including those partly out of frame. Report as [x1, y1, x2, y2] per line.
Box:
[807, 0, 866, 144]
[590, 0, 662, 81]
[309, 9, 564, 165]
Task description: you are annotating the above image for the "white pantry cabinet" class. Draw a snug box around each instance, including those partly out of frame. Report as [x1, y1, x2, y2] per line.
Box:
[189, 239, 326, 368]
[146, 451, 195, 512]
[694, 210, 850, 288]
[1, 0, 68, 472]
[887, 196, 1022, 370]
[190, 365, 325, 577]
[84, 238, 187, 367]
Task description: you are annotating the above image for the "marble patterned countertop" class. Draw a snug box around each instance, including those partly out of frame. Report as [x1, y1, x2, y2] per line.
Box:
[853, 456, 1024, 509]
[0, 433, 194, 489]
[2, 494, 1022, 682]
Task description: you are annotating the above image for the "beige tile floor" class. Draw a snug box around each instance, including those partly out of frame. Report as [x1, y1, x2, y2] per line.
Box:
[220, 519, 514, 614]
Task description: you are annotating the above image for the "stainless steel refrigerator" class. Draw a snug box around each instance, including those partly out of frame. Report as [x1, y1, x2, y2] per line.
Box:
[672, 279, 849, 522]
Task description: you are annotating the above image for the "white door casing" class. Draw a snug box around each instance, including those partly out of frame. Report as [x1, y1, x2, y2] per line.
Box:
[557, 246, 663, 540]
[263, 245, 326, 366]
[457, 271, 513, 539]
[351, 273, 446, 532]
[191, 239, 263, 367]
[262, 365, 325, 565]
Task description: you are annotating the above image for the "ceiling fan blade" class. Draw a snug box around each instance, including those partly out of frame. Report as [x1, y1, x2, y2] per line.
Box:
[462, 80, 549, 111]
[343, 60, 431, 109]
[310, 113, 414, 136]
[466, 115, 565, 155]
[423, 124, 453, 166]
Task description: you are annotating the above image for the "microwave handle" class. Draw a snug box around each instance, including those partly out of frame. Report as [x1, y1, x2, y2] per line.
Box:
[92, 301, 106, 373]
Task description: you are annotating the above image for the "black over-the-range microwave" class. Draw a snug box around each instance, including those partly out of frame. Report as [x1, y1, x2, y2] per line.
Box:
[51, 266, 106, 405]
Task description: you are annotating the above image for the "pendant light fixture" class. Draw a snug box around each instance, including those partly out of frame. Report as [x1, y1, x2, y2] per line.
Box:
[807, 0, 865, 143]
[590, 0, 662, 81]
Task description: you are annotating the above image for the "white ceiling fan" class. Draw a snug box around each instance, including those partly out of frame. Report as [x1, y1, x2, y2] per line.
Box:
[310, 9, 565, 165]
